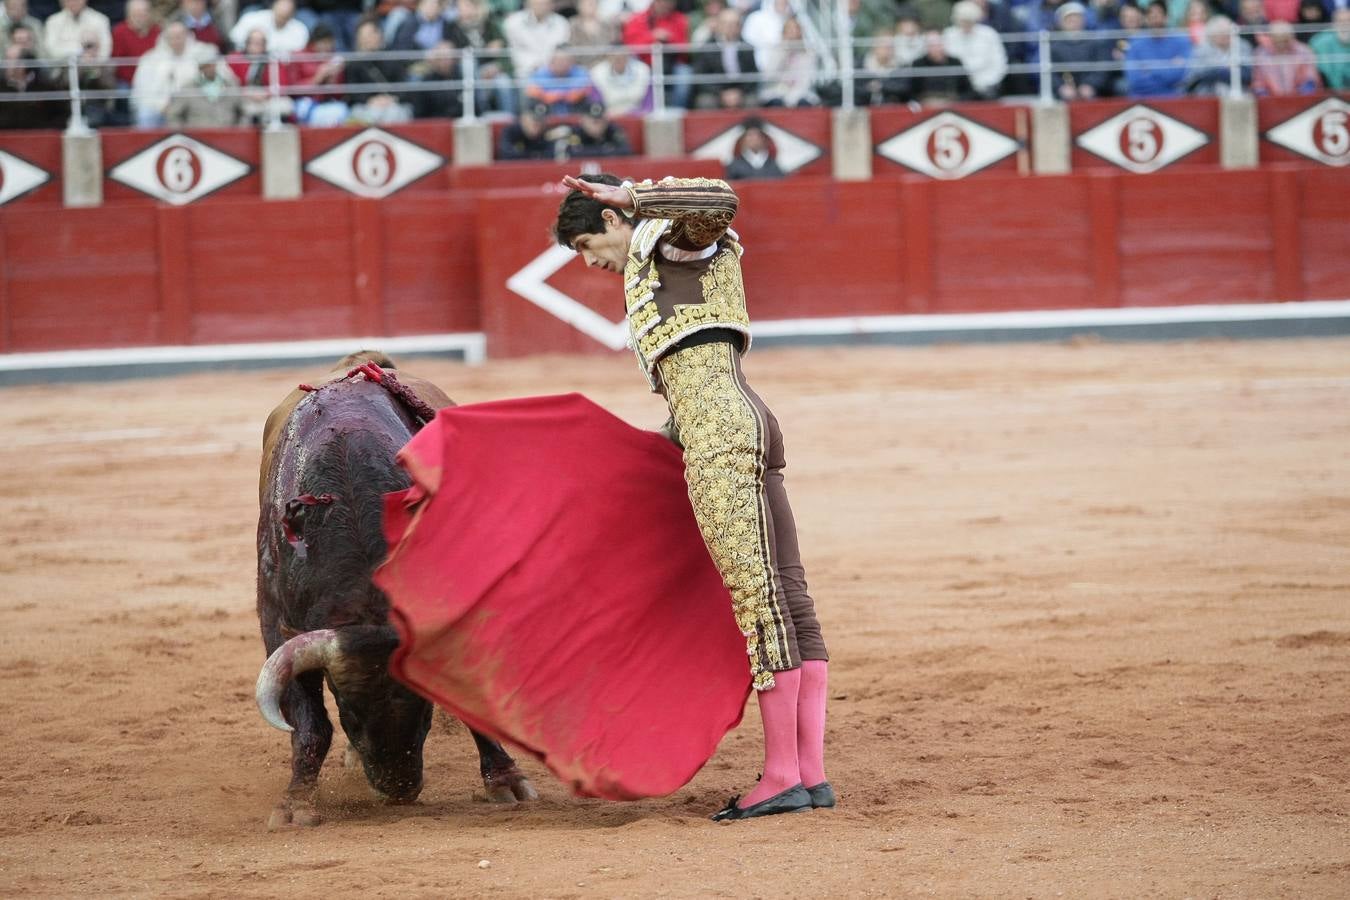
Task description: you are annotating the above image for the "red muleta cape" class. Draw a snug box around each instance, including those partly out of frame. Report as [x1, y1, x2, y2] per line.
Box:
[374, 393, 752, 801]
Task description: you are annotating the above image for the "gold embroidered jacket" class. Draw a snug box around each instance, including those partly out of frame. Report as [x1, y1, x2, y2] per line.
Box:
[621, 177, 752, 392]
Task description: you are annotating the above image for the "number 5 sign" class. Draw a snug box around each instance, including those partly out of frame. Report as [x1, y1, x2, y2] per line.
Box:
[305, 127, 446, 198]
[1265, 98, 1350, 167]
[1075, 105, 1209, 174]
[876, 111, 1020, 179]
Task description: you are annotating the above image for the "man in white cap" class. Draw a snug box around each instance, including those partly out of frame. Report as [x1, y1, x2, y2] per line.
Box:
[1048, 0, 1112, 100]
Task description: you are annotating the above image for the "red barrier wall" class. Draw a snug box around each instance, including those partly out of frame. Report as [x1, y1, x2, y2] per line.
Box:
[1, 163, 1347, 355]
[0, 194, 479, 352]
[475, 190, 607, 358]
[927, 175, 1098, 310]
[470, 163, 1350, 357]
[1117, 168, 1281, 306]
[737, 178, 907, 316]
[380, 192, 480, 334]
[3, 205, 161, 349]
[1296, 167, 1350, 299]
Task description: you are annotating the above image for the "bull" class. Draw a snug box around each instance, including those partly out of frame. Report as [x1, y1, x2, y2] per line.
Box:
[254, 351, 537, 829]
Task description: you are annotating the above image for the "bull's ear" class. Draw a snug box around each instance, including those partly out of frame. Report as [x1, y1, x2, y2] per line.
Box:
[337, 624, 401, 663]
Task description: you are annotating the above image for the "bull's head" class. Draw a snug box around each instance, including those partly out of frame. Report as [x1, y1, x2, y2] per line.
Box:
[255, 626, 432, 803]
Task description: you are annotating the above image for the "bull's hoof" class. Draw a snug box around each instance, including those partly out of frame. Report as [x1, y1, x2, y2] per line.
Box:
[482, 766, 540, 804]
[267, 799, 322, 830]
[376, 792, 421, 806]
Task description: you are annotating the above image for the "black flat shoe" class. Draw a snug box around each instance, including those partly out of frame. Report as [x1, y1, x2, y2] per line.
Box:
[710, 783, 812, 821]
[805, 782, 836, 809]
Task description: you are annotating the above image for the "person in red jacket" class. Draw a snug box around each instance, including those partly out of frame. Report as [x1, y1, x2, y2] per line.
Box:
[228, 26, 295, 124]
[110, 0, 158, 85]
[621, 0, 692, 108]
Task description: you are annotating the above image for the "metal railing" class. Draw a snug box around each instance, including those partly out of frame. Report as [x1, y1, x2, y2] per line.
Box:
[0, 22, 1344, 131]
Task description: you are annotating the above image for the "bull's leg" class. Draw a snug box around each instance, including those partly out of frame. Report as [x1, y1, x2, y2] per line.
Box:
[470, 730, 539, 803]
[269, 670, 333, 830]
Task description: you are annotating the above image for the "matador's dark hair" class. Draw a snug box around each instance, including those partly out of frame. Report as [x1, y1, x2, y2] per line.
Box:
[553, 173, 626, 249]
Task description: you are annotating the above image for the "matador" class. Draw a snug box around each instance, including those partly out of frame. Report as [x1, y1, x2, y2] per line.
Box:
[553, 173, 834, 821]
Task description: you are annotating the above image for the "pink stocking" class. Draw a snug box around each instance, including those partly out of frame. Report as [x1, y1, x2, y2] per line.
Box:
[797, 660, 828, 788]
[738, 667, 802, 808]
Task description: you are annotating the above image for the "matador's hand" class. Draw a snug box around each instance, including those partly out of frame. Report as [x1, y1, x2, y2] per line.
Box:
[562, 175, 634, 210]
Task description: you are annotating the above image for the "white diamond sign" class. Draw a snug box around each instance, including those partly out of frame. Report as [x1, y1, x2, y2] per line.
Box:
[108, 134, 250, 204]
[691, 121, 823, 174]
[506, 244, 627, 350]
[0, 149, 51, 205]
[305, 127, 445, 198]
[1075, 104, 1208, 174]
[876, 111, 1019, 180]
[1264, 97, 1350, 167]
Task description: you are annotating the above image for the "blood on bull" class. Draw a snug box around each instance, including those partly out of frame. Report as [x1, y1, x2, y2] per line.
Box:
[253, 351, 537, 829]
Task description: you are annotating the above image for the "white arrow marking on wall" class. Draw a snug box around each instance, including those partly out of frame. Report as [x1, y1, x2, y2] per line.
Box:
[505, 244, 629, 350]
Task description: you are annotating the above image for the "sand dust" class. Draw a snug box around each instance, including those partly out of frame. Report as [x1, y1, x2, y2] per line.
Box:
[1, 339, 1347, 898]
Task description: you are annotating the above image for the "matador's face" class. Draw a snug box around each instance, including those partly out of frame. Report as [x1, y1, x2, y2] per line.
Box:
[571, 210, 634, 276]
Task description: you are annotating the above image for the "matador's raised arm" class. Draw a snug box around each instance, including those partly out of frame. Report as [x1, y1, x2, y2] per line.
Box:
[626, 177, 739, 251]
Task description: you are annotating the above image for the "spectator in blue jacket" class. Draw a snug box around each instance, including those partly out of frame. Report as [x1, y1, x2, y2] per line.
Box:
[1124, 0, 1192, 94]
[1107, 2, 1144, 94]
[1093, 0, 1124, 31]
[524, 48, 593, 113]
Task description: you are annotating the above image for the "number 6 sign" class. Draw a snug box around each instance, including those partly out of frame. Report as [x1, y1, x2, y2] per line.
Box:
[306, 128, 445, 198]
[156, 145, 202, 195]
[109, 134, 250, 204]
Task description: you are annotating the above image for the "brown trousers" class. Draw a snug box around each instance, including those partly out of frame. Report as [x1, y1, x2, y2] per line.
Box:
[657, 339, 827, 691]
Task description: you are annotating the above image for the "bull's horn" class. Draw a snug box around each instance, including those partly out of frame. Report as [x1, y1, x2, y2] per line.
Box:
[255, 629, 341, 733]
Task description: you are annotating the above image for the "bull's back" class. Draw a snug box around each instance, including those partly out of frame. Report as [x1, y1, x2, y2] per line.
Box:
[257, 380, 422, 631]
[259, 359, 453, 502]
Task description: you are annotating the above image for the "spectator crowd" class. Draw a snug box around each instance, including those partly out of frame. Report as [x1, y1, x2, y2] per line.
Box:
[0, 0, 1345, 135]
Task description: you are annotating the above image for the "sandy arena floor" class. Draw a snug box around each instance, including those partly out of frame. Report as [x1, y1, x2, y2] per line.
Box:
[0, 339, 1347, 898]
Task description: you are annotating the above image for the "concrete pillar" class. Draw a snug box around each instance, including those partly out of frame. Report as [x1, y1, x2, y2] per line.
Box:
[260, 125, 302, 199]
[1220, 94, 1259, 170]
[643, 113, 684, 159]
[830, 107, 872, 181]
[452, 118, 492, 167]
[1031, 102, 1071, 175]
[61, 130, 102, 208]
